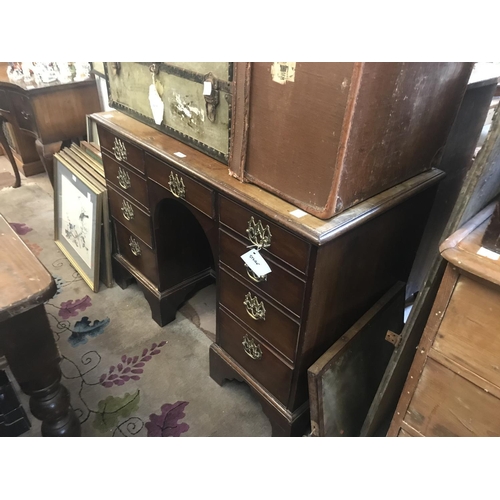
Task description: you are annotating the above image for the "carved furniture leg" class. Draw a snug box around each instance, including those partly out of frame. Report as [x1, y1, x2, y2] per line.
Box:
[35, 139, 62, 187]
[0, 304, 81, 436]
[0, 118, 21, 188]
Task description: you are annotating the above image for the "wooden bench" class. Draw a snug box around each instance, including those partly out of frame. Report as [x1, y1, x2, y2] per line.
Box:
[0, 214, 80, 436]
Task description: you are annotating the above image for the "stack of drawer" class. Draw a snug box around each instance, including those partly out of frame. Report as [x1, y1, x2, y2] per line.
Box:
[99, 128, 157, 285]
[218, 195, 310, 406]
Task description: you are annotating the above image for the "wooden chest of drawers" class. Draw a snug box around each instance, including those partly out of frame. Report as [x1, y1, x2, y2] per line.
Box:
[388, 202, 500, 437]
[94, 110, 443, 436]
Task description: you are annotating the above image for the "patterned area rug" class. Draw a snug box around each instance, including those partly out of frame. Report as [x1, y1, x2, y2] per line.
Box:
[0, 181, 271, 437]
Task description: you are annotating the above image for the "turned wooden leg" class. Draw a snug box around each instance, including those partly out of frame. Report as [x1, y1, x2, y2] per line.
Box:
[0, 118, 21, 188]
[0, 304, 81, 436]
[35, 139, 62, 187]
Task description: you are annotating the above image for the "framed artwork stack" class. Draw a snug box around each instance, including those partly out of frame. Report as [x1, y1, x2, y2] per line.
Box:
[53, 144, 113, 292]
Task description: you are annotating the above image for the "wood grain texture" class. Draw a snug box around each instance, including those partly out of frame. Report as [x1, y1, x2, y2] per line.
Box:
[99, 126, 145, 174]
[405, 357, 500, 437]
[146, 153, 215, 219]
[219, 266, 299, 363]
[91, 110, 444, 245]
[386, 265, 459, 436]
[0, 215, 55, 321]
[102, 152, 149, 209]
[218, 307, 293, 405]
[219, 228, 305, 317]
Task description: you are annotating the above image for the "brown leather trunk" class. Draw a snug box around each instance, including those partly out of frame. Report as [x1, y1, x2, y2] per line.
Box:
[229, 62, 474, 219]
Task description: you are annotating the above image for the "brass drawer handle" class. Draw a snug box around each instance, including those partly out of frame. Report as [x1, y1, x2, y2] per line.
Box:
[242, 334, 262, 360]
[20, 110, 31, 120]
[113, 137, 128, 162]
[244, 264, 268, 283]
[168, 171, 186, 199]
[243, 292, 266, 321]
[121, 199, 134, 221]
[246, 216, 272, 250]
[129, 236, 141, 256]
[117, 167, 131, 190]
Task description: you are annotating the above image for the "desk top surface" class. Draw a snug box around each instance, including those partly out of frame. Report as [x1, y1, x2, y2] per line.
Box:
[93, 111, 443, 245]
[0, 215, 55, 321]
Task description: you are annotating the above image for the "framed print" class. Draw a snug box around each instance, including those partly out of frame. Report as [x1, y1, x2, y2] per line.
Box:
[90, 62, 106, 79]
[86, 114, 101, 148]
[54, 152, 103, 292]
[58, 149, 114, 289]
[69, 142, 104, 176]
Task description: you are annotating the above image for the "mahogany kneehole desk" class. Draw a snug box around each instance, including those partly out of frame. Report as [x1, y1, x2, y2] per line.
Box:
[94, 111, 443, 437]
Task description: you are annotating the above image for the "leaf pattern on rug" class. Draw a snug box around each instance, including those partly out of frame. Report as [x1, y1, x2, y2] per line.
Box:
[99, 341, 167, 388]
[25, 240, 42, 257]
[145, 402, 190, 437]
[9, 222, 32, 235]
[59, 296, 92, 319]
[68, 316, 110, 347]
[92, 391, 140, 433]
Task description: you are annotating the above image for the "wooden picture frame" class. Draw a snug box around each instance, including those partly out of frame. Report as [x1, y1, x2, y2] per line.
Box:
[86, 114, 101, 148]
[58, 148, 113, 289]
[53, 152, 104, 292]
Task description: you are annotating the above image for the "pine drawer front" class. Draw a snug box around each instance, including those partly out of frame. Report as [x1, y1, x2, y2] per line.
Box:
[102, 152, 149, 210]
[98, 126, 145, 174]
[108, 185, 153, 248]
[114, 220, 158, 286]
[146, 154, 215, 219]
[219, 195, 310, 275]
[219, 267, 299, 363]
[218, 307, 293, 405]
[219, 229, 305, 317]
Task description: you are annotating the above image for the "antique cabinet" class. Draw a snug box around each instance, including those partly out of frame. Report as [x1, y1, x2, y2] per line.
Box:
[0, 77, 101, 185]
[94, 110, 442, 436]
[388, 202, 500, 437]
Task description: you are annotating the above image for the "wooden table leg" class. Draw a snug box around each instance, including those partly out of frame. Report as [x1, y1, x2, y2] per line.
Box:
[35, 139, 62, 187]
[0, 304, 81, 436]
[0, 118, 21, 188]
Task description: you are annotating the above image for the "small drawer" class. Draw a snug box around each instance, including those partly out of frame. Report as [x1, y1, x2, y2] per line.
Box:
[146, 154, 215, 219]
[218, 307, 293, 405]
[219, 267, 299, 363]
[10, 93, 36, 134]
[114, 220, 158, 286]
[108, 185, 153, 248]
[98, 126, 145, 174]
[219, 229, 305, 317]
[219, 196, 310, 274]
[102, 152, 149, 210]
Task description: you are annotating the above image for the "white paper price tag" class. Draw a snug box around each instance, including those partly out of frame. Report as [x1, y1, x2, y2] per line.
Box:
[241, 249, 272, 277]
[203, 81, 212, 96]
[149, 84, 164, 125]
[174, 152, 186, 158]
